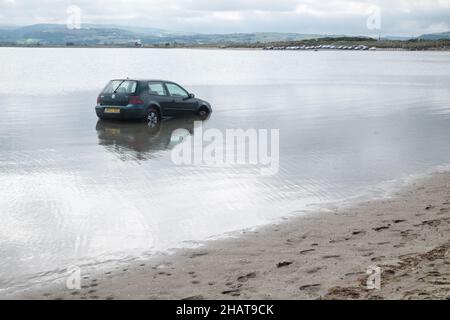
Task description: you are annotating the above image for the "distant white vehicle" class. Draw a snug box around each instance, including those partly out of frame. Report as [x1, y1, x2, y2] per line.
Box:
[369, 47, 377, 51]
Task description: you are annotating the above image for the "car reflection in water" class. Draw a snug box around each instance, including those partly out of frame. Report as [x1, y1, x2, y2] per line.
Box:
[96, 116, 208, 161]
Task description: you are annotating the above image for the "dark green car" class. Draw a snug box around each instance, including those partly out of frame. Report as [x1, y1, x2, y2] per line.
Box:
[95, 79, 212, 126]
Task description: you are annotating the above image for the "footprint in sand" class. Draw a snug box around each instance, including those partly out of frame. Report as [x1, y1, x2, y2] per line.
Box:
[299, 284, 321, 292]
[237, 272, 257, 282]
[373, 225, 391, 232]
[277, 261, 294, 268]
[322, 255, 341, 259]
[221, 289, 241, 297]
[401, 230, 419, 240]
[222, 279, 243, 295]
[329, 237, 350, 243]
[182, 295, 205, 300]
[371, 256, 386, 262]
[189, 252, 209, 259]
[419, 220, 441, 227]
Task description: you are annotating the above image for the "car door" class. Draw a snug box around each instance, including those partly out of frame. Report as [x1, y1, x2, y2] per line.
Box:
[146, 81, 174, 117]
[164, 82, 198, 116]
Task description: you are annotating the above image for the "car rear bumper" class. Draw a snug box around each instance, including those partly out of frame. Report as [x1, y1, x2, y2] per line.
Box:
[95, 105, 147, 120]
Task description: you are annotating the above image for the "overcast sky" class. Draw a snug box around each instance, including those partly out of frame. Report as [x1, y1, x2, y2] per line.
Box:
[0, 0, 449, 36]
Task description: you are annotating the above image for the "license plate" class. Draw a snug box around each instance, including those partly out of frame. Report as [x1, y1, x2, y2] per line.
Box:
[104, 108, 120, 114]
[105, 128, 121, 135]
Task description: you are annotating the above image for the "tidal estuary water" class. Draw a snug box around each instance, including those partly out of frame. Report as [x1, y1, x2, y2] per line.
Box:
[0, 48, 449, 290]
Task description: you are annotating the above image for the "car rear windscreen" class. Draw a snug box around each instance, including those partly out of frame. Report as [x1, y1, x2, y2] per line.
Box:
[102, 80, 137, 94]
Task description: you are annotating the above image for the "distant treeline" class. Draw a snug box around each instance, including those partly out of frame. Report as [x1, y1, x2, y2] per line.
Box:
[214, 37, 450, 50]
[1, 37, 449, 51]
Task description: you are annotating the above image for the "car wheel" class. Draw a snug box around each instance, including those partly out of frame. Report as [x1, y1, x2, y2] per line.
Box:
[198, 107, 210, 119]
[147, 108, 160, 128]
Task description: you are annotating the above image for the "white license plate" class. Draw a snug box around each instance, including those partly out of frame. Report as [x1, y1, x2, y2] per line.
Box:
[104, 108, 120, 114]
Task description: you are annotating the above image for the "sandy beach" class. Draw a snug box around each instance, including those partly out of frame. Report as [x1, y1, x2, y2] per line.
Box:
[4, 171, 450, 300]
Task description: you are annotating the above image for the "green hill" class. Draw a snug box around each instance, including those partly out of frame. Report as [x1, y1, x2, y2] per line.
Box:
[0, 24, 335, 46]
[419, 32, 450, 40]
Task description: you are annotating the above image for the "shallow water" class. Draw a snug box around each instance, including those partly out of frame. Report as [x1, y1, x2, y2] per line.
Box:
[0, 48, 450, 288]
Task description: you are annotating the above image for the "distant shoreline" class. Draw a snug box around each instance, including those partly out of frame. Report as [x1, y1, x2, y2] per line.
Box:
[0, 45, 449, 52]
[1, 35, 449, 51]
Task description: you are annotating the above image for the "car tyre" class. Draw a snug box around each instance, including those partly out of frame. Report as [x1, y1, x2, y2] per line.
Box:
[146, 108, 160, 128]
[198, 106, 210, 120]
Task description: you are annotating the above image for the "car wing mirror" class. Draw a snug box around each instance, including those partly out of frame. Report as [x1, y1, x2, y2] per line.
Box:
[183, 93, 195, 100]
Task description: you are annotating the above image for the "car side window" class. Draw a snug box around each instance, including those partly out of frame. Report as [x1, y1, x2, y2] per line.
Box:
[148, 82, 166, 96]
[166, 83, 189, 98]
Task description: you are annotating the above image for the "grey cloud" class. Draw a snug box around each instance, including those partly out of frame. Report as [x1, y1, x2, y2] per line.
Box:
[179, 0, 299, 12]
[0, 0, 448, 36]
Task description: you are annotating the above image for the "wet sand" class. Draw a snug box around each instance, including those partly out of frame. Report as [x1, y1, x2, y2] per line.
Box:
[5, 171, 450, 300]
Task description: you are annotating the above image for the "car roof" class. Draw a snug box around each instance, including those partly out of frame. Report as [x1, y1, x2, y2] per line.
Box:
[112, 79, 177, 84]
